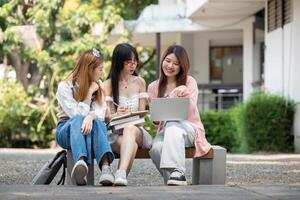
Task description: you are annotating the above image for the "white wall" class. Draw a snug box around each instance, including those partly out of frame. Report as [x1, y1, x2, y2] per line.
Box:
[290, 0, 300, 103]
[186, 30, 243, 84]
[264, 0, 300, 152]
[180, 33, 194, 71]
[192, 32, 209, 84]
[264, 28, 285, 95]
[242, 17, 256, 100]
[291, 0, 300, 153]
[264, 0, 300, 101]
[253, 29, 264, 87]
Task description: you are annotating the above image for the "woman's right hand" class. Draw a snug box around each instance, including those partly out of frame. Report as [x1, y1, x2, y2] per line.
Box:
[169, 85, 188, 97]
[117, 106, 130, 116]
[89, 81, 99, 94]
[81, 115, 93, 135]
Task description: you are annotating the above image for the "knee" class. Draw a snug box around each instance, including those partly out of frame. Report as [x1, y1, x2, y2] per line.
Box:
[92, 119, 107, 134]
[71, 115, 84, 124]
[164, 126, 183, 140]
[123, 125, 139, 138]
[150, 141, 163, 155]
[69, 115, 84, 129]
[93, 119, 105, 129]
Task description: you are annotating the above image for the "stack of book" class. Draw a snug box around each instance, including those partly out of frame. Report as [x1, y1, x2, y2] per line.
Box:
[107, 110, 148, 131]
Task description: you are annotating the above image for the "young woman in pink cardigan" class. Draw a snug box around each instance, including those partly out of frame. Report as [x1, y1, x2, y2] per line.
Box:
[147, 45, 211, 186]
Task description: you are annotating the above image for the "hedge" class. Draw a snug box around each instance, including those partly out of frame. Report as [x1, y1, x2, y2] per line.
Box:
[200, 92, 295, 153]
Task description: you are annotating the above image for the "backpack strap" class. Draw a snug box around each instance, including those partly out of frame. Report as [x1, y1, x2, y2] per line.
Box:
[57, 154, 67, 185]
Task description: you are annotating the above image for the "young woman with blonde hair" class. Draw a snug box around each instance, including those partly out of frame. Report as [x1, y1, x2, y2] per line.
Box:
[55, 49, 114, 186]
[148, 45, 211, 186]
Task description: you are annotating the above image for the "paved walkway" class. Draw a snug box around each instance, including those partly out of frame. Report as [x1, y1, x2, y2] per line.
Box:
[0, 148, 300, 199]
[0, 184, 300, 200]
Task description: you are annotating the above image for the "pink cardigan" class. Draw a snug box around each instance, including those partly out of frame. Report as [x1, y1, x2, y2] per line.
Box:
[147, 75, 211, 157]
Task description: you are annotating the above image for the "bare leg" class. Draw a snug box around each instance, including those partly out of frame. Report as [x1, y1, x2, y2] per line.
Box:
[111, 137, 122, 168]
[115, 125, 143, 175]
[100, 153, 110, 167]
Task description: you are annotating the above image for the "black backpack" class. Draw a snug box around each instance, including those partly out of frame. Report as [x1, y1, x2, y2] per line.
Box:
[32, 150, 67, 185]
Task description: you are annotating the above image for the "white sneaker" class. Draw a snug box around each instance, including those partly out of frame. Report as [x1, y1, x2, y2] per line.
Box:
[71, 159, 88, 186]
[114, 169, 127, 186]
[99, 165, 114, 186]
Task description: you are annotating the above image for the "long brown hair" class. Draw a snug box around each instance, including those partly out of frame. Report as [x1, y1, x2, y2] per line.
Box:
[66, 50, 104, 105]
[158, 45, 190, 97]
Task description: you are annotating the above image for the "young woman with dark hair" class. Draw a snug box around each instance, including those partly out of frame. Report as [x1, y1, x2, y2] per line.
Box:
[55, 49, 114, 186]
[104, 43, 152, 186]
[148, 45, 211, 186]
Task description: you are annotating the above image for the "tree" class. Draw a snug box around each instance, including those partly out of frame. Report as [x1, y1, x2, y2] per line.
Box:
[99, 0, 158, 20]
[0, 0, 122, 146]
[0, 0, 157, 147]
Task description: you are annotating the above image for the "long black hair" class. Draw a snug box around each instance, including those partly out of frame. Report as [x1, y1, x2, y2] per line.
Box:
[107, 43, 139, 108]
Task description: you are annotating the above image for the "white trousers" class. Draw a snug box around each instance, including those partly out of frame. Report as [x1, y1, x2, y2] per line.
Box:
[149, 121, 195, 184]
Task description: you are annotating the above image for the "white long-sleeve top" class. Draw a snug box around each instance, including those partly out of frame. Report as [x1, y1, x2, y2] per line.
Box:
[56, 80, 106, 121]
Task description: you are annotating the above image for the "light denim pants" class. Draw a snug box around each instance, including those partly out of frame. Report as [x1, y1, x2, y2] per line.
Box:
[149, 121, 195, 184]
[55, 115, 114, 169]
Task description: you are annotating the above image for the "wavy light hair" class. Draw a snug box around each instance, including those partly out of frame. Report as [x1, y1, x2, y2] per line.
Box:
[66, 50, 104, 105]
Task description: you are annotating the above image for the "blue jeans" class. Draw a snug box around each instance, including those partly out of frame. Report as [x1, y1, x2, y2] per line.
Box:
[55, 115, 114, 168]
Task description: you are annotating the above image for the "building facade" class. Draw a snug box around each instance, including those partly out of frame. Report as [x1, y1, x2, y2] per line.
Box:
[93, 0, 300, 151]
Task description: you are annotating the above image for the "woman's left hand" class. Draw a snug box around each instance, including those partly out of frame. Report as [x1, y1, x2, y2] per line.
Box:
[170, 86, 188, 97]
[81, 115, 94, 134]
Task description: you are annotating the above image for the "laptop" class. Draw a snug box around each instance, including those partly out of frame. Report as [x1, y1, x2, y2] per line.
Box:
[149, 97, 190, 121]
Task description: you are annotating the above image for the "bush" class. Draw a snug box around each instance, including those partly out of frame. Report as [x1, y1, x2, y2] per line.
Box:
[243, 92, 294, 152]
[0, 80, 54, 147]
[0, 80, 29, 147]
[229, 104, 249, 152]
[201, 92, 295, 153]
[201, 111, 239, 152]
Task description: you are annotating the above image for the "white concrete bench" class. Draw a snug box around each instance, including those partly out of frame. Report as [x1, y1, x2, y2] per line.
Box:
[66, 145, 226, 185]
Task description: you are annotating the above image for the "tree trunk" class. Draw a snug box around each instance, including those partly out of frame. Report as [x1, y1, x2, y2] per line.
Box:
[10, 52, 29, 89]
[28, 63, 42, 86]
[10, 52, 42, 90]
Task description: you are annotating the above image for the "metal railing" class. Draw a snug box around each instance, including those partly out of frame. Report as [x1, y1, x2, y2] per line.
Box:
[198, 83, 243, 112]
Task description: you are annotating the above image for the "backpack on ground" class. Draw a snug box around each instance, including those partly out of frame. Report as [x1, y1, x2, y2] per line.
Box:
[31, 149, 67, 185]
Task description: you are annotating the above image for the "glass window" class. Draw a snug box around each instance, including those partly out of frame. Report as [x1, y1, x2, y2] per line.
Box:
[210, 46, 243, 83]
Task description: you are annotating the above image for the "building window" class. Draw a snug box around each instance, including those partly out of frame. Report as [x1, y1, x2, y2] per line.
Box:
[210, 46, 243, 84]
[210, 48, 223, 82]
[268, 0, 292, 32]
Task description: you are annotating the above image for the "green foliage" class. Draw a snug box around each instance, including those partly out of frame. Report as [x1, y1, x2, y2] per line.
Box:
[99, 0, 158, 20]
[0, 80, 29, 147]
[201, 111, 239, 152]
[0, 80, 54, 147]
[144, 114, 157, 138]
[137, 46, 157, 84]
[228, 104, 248, 152]
[27, 0, 65, 48]
[242, 92, 294, 152]
[0, 0, 158, 147]
[201, 93, 295, 153]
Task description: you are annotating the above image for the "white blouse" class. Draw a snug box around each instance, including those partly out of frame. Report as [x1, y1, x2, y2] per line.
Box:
[106, 92, 149, 113]
[56, 80, 106, 121]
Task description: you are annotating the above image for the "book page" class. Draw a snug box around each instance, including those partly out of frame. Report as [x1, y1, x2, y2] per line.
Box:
[110, 110, 148, 122]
